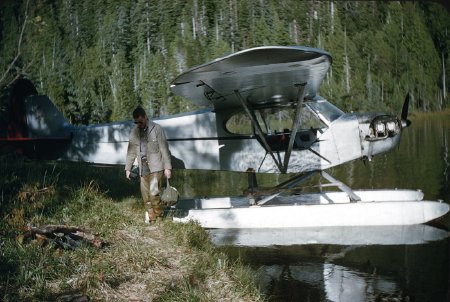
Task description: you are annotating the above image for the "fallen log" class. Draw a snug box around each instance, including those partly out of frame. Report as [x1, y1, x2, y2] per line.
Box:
[21, 224, 106, 250]
[56, 293, 90, 302]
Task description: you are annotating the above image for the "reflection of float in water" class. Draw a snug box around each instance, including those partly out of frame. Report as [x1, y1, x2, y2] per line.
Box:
[208, 224, 448, 247]
[217, 226, 449, 302]
[323, 263, 398, 301]
[258, 262, 401, 302]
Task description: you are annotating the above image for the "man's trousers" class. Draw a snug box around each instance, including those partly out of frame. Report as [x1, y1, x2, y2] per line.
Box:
[140, 171, 163, 221]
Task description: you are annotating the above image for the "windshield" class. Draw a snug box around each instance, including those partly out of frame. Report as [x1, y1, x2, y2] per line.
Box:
[306, 100, 344, 124]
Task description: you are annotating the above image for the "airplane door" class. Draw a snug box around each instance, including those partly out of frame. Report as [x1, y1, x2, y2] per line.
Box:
[158, 111, 221, 170]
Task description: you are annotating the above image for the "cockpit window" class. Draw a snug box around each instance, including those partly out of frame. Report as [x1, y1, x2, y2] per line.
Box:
[257, 108, 292, 134]
[306, 100, 343, 124]
[226, 112, 253, 135]
[225, 104, 327, 135]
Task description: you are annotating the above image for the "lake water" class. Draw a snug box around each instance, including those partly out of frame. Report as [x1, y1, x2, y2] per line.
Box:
[174, 113, 450, 302]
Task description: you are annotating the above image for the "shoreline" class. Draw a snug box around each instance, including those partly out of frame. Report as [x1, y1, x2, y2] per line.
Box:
[0, 157, 264, 301]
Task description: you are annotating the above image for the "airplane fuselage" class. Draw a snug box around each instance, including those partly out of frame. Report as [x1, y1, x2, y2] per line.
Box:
[20, 94, 402, 174]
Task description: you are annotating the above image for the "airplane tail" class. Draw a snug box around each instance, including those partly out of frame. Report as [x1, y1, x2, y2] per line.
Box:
[1, 78, 72, 159]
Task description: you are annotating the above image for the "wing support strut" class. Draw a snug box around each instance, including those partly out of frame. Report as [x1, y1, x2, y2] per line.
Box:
[234, 89, 285, 172]
[283, 83, 306, 172]
[234, 83, 306, 173]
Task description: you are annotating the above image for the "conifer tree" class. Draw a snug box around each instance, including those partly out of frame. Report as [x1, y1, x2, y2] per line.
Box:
[0, 0, 449, 125]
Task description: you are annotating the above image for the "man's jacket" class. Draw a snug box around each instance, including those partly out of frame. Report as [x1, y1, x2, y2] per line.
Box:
[125, 121, 172, 175]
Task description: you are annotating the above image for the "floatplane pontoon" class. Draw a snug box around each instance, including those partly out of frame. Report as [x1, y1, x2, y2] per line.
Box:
[2, 46, 449, 230]
[172, 173, 449, 229]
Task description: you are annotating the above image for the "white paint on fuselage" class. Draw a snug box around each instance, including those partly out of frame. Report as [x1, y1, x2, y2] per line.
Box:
[53, 101, 401, 173]
[158, 110, 220, 170]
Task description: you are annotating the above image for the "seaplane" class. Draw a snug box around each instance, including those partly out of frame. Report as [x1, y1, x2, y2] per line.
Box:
[2, 46, 449, 229]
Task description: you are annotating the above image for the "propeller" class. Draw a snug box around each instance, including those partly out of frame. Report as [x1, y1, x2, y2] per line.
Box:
[401, 93, 412, 128]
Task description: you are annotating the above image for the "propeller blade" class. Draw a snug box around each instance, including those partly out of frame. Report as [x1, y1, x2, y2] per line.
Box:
[401, 93, 410, 120]
[401, 93, 412, 128]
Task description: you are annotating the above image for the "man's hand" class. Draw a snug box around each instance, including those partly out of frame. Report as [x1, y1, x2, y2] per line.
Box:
[164, 169, 172, 179]
[125, 170, 131, 180]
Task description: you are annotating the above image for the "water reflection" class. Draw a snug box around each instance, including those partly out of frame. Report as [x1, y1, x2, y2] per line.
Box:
[210, 224, 450, 301]
[219, 235, 449, 301]
[210, 224, 449, 301]
[323, 262, 398, 302]
[209, 225, 448, 247]
[257, 262, 400, 302]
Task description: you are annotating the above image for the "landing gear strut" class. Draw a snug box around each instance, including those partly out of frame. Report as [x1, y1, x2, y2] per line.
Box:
[245, 169, 361, 205]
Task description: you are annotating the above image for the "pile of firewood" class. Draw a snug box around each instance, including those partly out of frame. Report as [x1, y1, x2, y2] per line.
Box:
[19, 224, 106, 250]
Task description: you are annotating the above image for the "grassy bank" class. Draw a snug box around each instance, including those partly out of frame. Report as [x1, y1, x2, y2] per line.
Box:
[0, 156, 264, 301]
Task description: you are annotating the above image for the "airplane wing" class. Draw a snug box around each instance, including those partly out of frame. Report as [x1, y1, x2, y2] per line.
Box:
[170, 46, 331, 110]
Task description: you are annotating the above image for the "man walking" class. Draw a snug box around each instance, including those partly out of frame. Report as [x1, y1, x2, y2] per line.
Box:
[125, 107, 172, 223]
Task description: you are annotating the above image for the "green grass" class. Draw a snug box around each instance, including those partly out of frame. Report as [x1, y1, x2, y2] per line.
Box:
[0, 155, 264, 301]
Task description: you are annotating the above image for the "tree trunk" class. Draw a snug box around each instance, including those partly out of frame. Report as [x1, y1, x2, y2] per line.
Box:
[330, 1, 334, 34]
[344, 27, 350, 94]
[0, 0, 29, 86]
[442, 51, 446, 101]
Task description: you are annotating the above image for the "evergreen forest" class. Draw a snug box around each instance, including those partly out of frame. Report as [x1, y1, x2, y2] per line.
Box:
[0, 0, 449, 126]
